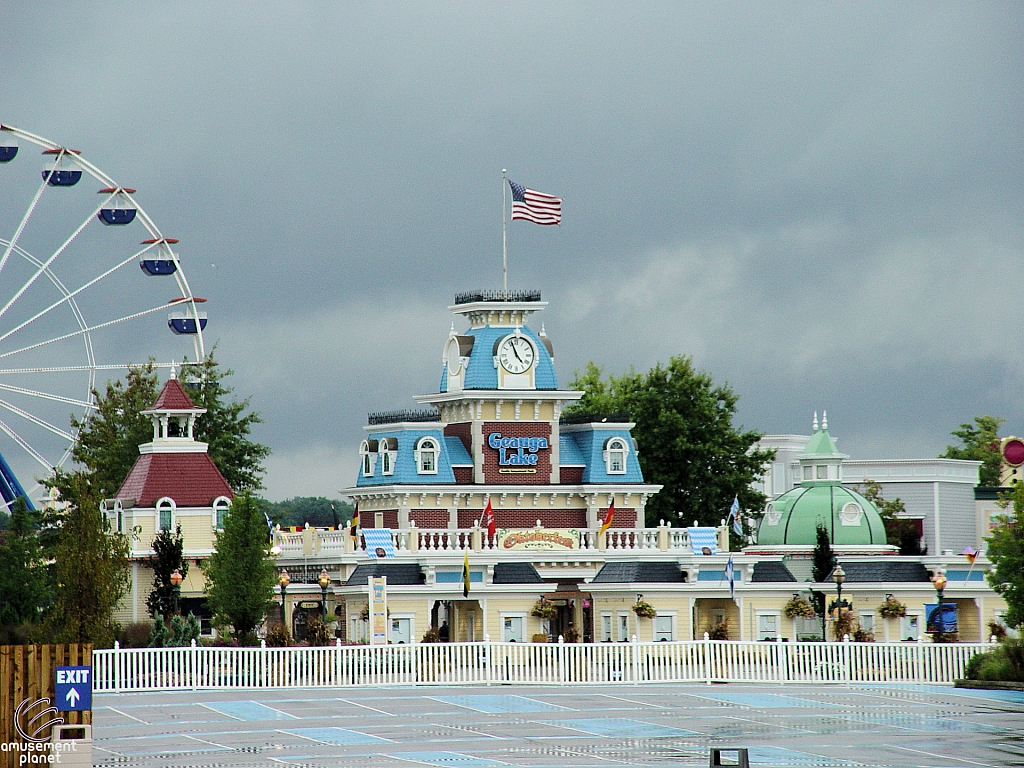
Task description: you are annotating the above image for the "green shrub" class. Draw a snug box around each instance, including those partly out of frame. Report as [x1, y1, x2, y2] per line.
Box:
[305, 616, 333, 647]
[966, 640, 1024, 682]
[265, 623, 292, 647]
[964, 650, 989, 680]
[116, 622, 153, 648]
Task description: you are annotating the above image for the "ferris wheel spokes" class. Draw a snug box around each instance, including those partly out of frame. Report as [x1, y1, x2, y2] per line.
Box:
[0, 194, 114, 325]
[0, 416, 53, 473]
[0, 171, 50, 279]
[0, 398, 74, 442]
[0, 382, 92, 409]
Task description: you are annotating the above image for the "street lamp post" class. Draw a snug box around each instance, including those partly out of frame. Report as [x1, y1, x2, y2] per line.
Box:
[170, 568, 183, 616]
[931, 571, 947, 643]
[318, 568, 331, 622]
[830, 564, 846, 641]
[278, 569, 290, 628]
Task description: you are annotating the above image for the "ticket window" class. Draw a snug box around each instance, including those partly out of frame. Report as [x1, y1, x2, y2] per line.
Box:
[600, 613, 613, 642]
[757, 612, 780, 641]
[654, 614, 674, 642]
[391, 617, 412, 645]
[617, 612, 630, 642]
[900, 613, 921, 641]
[502, 615, 525, 643]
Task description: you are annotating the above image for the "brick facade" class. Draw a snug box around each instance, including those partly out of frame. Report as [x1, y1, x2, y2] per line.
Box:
[482, 421, 552, 485]
[458, 508, 587, 529]
[560, 466, 584, 484]
[600, 507, 636, 527]
[364, 509, 399, 528]
[409, 508, 448, 528]
[453, 466, 474, 483]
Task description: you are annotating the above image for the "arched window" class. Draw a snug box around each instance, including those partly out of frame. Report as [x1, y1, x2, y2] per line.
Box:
[360, 440, 378, 477]
[156, 497, 175, 532]
[379, 438, 397, 476]
[414, 437, 439, 475]
[603, 437, 629, 475]
[213, 496, 232, 530]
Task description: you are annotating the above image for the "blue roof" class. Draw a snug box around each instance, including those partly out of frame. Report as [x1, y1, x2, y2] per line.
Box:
[559, 434, 586, 466]
[444, 435, 472, 465]
[566, 428, 645, 483]
[442, 325, 557, 392]
[356, 428, 458, 486]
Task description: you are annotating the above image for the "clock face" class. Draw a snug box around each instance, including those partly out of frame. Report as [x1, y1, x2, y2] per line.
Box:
[498, 335, 535, 374]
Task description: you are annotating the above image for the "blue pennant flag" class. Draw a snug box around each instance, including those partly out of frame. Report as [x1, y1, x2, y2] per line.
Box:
[726, 555, 735, 599]
[729, 496, 742, 537]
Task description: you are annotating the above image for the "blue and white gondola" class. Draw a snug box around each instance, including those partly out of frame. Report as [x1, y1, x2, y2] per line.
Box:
[0, 129, 17, 163]
[139, 238, 179, 276]
[97, 187, 137, 225]
[167, 297, 207, 335]
[41, 148, 82, 186]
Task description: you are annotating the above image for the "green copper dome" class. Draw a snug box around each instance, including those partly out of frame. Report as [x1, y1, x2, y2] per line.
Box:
[756, 484, 888, 546]
[756, 414, 887, 546]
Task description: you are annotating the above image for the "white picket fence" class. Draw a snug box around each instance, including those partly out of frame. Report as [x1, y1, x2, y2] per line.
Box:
[92, 639, 988, 692]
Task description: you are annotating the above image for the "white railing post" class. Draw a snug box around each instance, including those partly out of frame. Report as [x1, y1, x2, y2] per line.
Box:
[631, 634, 640, 685]
[558, 636, 566, 685]
[842, 635, 851, 684]
[485, 635, 492, 686]
[704, 633, 712, 685]
[190, 638, 198, 690]
[113, 640, 121, 694]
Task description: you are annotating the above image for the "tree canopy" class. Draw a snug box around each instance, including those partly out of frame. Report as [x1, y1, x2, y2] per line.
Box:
[146, 525, 188, 621]
[566, 357, 773, 527]
[258, 497, 354, 529]
[179, 354, 270, 493]
[0, 498, 48, 628]
[42, 471, 131, 646]
[203, 493, 277, 643]
[71, 352, 270, 497]
[988, 482, 1024, 628]
[859, 480, 925, 555]
[942, 415, 1003, 486]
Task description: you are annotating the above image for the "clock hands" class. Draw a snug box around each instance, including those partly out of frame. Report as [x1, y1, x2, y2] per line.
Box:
[511, 342, 523, 363]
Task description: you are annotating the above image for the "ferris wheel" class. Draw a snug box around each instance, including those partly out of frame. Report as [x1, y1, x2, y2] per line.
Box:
[0, 124, 208, 508]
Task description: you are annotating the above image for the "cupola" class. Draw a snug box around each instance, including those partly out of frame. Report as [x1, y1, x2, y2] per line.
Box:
[797, 410, 847, 486]
[138, 366, 208, 454]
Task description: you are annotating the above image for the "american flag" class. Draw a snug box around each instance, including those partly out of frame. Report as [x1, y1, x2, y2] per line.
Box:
[509, 179, 562, 225]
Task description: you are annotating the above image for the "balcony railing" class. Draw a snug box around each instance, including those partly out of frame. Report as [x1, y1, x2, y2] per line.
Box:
[273, 525, 700, 558]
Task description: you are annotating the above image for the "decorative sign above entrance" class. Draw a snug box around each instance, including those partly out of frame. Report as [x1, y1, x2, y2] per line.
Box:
[498, 528, 580, 551]
[488, 432, 549, 473]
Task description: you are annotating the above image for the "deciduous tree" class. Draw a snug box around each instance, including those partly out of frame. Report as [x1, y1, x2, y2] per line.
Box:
[43, 472, 130, 646]
[988, 482, 1024, 628]
[0, 498, 48, 628]
[859, 480, 925, 555]
[203, 494, 277, 644]
[942, 415, 1003, 487]
[566, 358, 773, 527]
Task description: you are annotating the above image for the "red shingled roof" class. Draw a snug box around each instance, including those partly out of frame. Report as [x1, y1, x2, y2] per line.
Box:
[116, 452, 233, 507]
[150, 378, 198, 411]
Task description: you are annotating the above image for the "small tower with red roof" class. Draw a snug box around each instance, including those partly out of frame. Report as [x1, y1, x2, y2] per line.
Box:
[108, 368, 234, 627]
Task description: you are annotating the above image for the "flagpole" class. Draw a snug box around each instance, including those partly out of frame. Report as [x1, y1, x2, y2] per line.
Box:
[501, 169, 508, 294]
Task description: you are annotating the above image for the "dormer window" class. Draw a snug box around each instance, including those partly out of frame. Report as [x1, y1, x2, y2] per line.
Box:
[379, 438, 397, 476]
[603, 437, 629, 475]
[156, 497, 175, 532]
[803, 465, 812, 481]
[213, 496, 231, 530]
[360, 440, 378, 477]
[816, 465, 827, 479]
[414, 437, 439, 475]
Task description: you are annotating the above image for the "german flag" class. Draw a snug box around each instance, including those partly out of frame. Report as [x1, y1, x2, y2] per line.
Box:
[349, 504, 360, 539]
[462, 550, 471, 598]
[598, 501, 615, 537]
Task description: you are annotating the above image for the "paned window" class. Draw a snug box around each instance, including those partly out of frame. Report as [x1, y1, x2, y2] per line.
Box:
[604, 437, 628, 475]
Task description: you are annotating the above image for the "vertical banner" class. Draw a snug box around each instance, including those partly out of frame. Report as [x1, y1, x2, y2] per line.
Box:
[369, 576, 388, 645]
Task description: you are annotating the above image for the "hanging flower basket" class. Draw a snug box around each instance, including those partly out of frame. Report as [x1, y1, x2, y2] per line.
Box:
[632, 601, 657, 619]
[531, 599, 558, 620]
[878, 597, 907, 619]
[783, 596, 816, 619]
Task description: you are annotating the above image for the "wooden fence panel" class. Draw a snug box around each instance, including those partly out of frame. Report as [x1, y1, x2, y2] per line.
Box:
[1, 645, 92, 768]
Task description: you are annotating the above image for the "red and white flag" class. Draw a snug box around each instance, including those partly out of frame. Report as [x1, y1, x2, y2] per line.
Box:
[509, 179, 562, 225]
[481, 497, 496, 538]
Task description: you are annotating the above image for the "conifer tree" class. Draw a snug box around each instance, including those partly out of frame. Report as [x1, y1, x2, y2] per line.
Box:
[811, 521, 837, 583]
[203, 494, 276, 644]
[146, 525, 188, 621]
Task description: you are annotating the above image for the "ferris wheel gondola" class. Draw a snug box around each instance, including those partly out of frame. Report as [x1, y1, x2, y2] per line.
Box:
[0, 124, 209, 508]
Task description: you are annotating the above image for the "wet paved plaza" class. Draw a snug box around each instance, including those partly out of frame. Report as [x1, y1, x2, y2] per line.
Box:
[92, 683, 1024, 767]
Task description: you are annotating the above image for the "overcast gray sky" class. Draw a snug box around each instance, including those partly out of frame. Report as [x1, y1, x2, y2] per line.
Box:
[2, 3, 1022, 500]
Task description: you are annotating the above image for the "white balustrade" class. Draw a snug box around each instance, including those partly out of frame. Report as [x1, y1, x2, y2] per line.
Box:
[91, 639, 986, 692]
